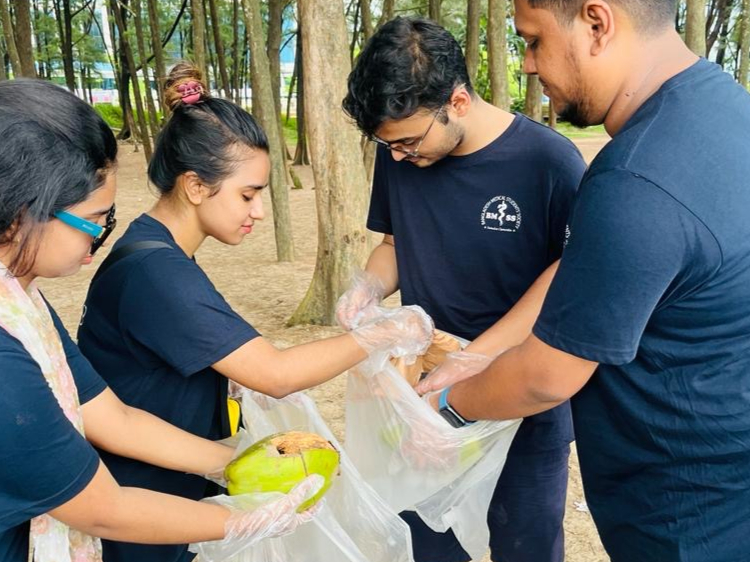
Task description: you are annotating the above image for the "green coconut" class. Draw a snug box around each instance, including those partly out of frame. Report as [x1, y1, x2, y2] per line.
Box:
[224, 431, 340, 511]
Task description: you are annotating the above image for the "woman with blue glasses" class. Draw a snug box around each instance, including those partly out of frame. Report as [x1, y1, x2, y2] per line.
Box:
[0, 79, 324, 562]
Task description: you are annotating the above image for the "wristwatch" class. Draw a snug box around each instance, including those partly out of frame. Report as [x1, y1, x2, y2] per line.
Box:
[438, 386, 475, 428]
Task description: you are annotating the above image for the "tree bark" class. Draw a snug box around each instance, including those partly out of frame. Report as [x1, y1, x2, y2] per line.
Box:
[292, 27, 309, 165]
[13, 0, 36, 76]
[685, 0, 707, 56]
[524, 74, 543, 122]
[0, 0, 22, 76]
[111, 0, 153, 159]
[191, 0, 207, 77]
[487, 0, 509, 109]
[267, 0, 284, 117]
[146, 0, 167, 111]
[740, 0, 750, 89]
[376, 0, 394, 28]
[360, 0, 373, 41]
[0, 23, 7, 80]
[289, 0, 371, 325]
[232, 0, 241, 103]
[133, 0, 160, 137]
[465, 0, 480, 86]
[429, 0, 441, 23]
[242, 0, 295, 261]
[208, 0, 231, 97]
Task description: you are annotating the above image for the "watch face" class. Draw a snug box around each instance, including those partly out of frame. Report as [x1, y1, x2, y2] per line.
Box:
[439, 407, 465, 428]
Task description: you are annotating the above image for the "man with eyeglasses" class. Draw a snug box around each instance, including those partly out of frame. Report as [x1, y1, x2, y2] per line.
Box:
[340, 16, 586, 562]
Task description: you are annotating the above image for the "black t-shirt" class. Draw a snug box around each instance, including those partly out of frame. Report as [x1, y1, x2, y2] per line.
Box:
[0, 302, 106, 562]
[368, 113, 586, 453]
[535, 59, 750, 560]
[77, 214, 259, 562]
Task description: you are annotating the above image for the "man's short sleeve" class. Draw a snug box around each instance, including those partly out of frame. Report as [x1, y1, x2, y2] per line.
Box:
[547, 150, 586, 260]
[367, 147, 393, 235]
[0, 338, 100, 529]
[534, 169, 720, 365]
[119, 251, 260, 377]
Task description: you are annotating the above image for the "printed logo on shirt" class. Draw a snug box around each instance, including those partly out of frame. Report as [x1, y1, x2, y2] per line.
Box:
[480, 196, 522, 233]
[564, 224, 571, 248]
[79, 304, 87, 327]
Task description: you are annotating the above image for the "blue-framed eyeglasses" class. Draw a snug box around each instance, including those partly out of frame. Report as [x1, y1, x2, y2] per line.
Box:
[54, 204, 117, 256]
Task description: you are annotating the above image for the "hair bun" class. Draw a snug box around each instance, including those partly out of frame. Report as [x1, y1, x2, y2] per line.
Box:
[164, 62, 208, 110]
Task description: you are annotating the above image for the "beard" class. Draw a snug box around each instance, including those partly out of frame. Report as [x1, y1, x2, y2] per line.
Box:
[408, 120, 464, 167]
[554, 48, 598, 128]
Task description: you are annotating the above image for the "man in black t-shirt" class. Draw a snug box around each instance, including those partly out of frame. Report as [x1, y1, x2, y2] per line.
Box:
[340, 17, 586, 562]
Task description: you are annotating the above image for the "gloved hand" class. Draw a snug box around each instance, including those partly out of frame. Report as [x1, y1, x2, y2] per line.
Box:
[335, 270, 386, 330]
[189, 474, 324, 561]
[350, 305, 434, 360]
[415, 350, 496, 395]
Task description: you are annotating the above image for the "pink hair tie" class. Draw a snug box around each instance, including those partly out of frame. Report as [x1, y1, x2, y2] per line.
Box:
[177, 81, 204, 104]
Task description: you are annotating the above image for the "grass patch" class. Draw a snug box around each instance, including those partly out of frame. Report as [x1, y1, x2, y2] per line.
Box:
[554, 122, 607, 139]
[282, 117, 299, 147]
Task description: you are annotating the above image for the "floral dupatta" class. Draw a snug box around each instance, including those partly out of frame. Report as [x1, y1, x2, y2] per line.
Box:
[0, 265, 102, 562]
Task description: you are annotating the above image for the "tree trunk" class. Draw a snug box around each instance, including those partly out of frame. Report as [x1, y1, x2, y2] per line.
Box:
[133, 0, 160, 138]
[740, 0, 750, 89]
[376, 0, 394, 28]
[242, 0, 295, 261]
[191, 0, 207, 77]
[524, 74, 543, 122]
[146, 0, 167, 111]
[715, 13, 730, 67]
[429, 0, 441, 23]
[465, 0, 480, 86]
[548, 104, 557, 129]
[13, 0, 36, 76]
[706, 0, 730, 54]
[360, 0, 373, 41]
[267, 0, 284, 117]
[685, 0, 707, 56]
[111, 0, 153, 160]
[487, 0, 509, 109]
[208, 0, 231, 97]
[59, 0, 76, 90]
[292, 26, 309, 165]
[289, 0, 371, 326]
[0, 0, 22, 76]
[232, 0, 241, 103]
[0, 25, 7, 80]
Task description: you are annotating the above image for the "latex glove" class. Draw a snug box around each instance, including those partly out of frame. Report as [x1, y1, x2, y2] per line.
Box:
[415, 350, 495, 395]
[189, 474, 325, 561]
[351, 305, 434, 360]
[335, 270, 386, 330]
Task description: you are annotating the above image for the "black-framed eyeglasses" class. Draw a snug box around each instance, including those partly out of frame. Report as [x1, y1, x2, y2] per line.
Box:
[370, 106, 445, 159]
[369, 83, 466, 159]
[54, 203, 117, 256]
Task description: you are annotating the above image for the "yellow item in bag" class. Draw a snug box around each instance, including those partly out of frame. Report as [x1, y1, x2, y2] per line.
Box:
[227, 398, 241, 436]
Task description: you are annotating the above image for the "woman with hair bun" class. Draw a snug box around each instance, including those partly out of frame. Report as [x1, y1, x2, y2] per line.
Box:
[0, 79, 328, 562]
[77, 63, 432, 562]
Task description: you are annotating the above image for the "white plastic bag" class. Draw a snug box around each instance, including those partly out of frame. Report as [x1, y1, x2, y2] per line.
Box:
[211, 390, 415, 562]
[344, 342, 521, 561]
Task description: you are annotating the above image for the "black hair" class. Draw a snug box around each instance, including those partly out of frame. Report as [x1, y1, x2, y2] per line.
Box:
[528, 0, 678, 33]
[0, 79, 117, 276]
[343, 16, 473, 138]
[148, 62, 269, 195]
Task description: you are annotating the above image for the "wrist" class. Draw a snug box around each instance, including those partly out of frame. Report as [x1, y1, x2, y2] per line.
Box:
[437, 386, 475, 428]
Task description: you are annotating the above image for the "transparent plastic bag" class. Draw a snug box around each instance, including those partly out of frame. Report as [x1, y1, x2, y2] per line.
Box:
[205, 389, 415, 562]
[344, 333, 522, 561]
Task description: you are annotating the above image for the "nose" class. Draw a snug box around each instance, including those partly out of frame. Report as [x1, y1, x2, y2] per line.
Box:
[523, 50, 537, 75]
[391, 149, 409, 162]
[251, 195, 265, 220]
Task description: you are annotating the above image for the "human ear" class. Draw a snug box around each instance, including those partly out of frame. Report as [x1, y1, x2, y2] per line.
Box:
[450, 87, 472, 118]
[580, 0, 616, 56]
[181, 171, 209, 206]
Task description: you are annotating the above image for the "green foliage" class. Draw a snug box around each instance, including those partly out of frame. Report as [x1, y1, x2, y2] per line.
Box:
[282, 116, 298, 147]
[94, 104, 124, 130]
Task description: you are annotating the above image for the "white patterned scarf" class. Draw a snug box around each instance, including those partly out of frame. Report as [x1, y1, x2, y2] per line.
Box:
[0, 264, 102, 562]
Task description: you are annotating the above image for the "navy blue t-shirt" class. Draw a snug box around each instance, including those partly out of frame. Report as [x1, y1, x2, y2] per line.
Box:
[77, 214, 259, 562]
[535, 59, 750, 561]
[368, 113, 586, 452]
[0, 302, 107, 562]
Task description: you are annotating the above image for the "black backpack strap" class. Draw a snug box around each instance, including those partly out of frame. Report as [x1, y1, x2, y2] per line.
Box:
[92, 241, 173, 284]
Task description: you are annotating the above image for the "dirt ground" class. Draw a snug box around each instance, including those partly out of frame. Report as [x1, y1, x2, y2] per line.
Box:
[39, 133, 612, 562]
